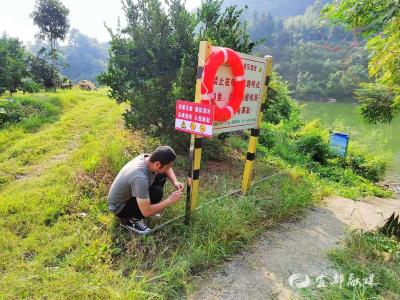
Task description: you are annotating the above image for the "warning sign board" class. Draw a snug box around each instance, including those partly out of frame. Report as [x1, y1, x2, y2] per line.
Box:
[175, 100, 215, 138]
[212, 52, 267, 134]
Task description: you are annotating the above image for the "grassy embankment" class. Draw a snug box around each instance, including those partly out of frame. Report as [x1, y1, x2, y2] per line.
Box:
[0, 88, 392, 298]
[301, 230, 400, 299]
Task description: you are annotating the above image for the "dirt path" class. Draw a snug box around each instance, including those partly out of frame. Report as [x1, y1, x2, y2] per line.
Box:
[190, 194, 400, 300]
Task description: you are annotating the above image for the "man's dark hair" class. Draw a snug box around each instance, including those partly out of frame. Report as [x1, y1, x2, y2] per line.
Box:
[149, 146, 177, 166]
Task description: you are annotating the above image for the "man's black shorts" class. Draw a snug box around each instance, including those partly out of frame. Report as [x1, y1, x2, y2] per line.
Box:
[116, 173, 166, 220]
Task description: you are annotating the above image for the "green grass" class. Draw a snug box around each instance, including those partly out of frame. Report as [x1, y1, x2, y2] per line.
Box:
[302, 231, 400, 299]
[0, 89, 117, 189]
[0, 91, 74, 132]
[0, 89, 326, 298]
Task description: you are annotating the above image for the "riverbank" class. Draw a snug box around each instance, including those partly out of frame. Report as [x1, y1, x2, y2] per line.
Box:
[298, 101, 400, 176]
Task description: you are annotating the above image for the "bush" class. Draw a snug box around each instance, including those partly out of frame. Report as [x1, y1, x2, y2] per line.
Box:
[296, 133, 331, 164]
[0, 99, 22, 127]
[0, 95, 62, 130]
[295, 120, 332, 164]
[20, 78, 42, 94]
[201, 137, 231, 161]
[346, 150, 387, 182]
[264, 72, 296, 124]
[259, 123, 277, 149]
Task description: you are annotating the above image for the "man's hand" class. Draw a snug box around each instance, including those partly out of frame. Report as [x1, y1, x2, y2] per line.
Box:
[173, 181, 184, 190]
[169, 188, 183, 204]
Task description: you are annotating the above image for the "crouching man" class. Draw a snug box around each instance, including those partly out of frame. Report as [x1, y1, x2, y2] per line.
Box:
[108, 146, 183, 235]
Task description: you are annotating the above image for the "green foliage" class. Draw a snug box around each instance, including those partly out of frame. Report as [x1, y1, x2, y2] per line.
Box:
[356, 83, 400, 124]
[225, 0, 330, 18]
[249, 11, 275, 44]
[100, 0, 256, 147]
[291, 42, 369, 100]
[0, 95, 62, 131]
[20, 78, 42, 94]
[0, 35, 29, 96]
[252, 1, 369, 101]
[284, 0, 330, 41]
[367, 19, 400, 90]
[295, 121, 332, 165]
[197, 0, 255, 53]
[28, 48, 62, 91]
[98, 0, 195, 136]
[346, 147, 387, 182]
[0, 99, 21, 126]
[264, 71, 295, 124]
[323, 0, 400, 123]
[31, 0, 70, 92]
[256, 113, 389, 198]
[322, 0, 399, 37]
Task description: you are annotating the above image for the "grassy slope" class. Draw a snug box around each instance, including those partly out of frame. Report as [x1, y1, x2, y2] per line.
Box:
[0, 89, 326, 298]
[302, 231, 400, 299]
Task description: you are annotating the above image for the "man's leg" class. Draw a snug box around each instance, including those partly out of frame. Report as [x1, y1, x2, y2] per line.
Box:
[116, 197, 144, 220]
[149, 174, 167, 204]
[116, 198, 151, 235]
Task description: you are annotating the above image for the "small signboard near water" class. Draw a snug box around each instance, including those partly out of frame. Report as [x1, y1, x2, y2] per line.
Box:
[330, 132, 349, 158]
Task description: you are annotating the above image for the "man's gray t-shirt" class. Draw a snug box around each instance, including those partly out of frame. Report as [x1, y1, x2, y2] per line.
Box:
[108, 154, 155, 214]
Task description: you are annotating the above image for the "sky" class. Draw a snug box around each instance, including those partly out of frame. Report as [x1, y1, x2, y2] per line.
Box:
[0, 0, 200, 45]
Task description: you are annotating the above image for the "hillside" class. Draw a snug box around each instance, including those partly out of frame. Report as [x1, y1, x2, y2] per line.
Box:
[225, 0, 331, 18]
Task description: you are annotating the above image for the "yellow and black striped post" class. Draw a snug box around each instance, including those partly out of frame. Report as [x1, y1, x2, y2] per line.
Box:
[185, 41, 212, 223]
[241, 55, 273, 194]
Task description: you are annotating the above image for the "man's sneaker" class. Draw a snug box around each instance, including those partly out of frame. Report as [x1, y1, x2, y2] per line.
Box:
[122, 218, 151, 235]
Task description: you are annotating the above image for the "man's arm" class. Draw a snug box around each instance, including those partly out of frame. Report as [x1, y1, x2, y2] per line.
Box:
[166, 167, 183, 189]
[137, 188, 183, 217]
[166, 167, 178, 184]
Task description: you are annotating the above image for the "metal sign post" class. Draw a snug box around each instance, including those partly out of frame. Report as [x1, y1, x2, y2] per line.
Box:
[185, 41, 212, 224]
[241, 56, 273, 194]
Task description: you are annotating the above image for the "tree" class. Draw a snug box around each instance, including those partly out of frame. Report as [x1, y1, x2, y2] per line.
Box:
[249, 11, 275, 45]
[98, 0, 195, 137]
[99, 0, 256, 143]
[323, 0, 400, 123]
[28, 47, 61, 90]
[197, 0, 255, 53]
[31, 0, 70, 91]
[31, 0, 70, 48]
[0, 35, 28, 96]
